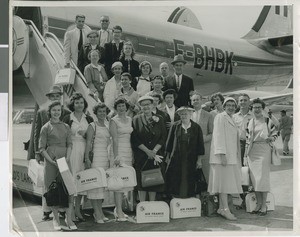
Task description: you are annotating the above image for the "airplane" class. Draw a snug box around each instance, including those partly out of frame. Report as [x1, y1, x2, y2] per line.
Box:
[12, 5, 293, 200]
[13, 5, 293, 105]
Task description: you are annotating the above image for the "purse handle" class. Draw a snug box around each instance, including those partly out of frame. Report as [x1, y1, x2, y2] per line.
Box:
[90, 122, 97, 152]
[141, 158, 160, 171]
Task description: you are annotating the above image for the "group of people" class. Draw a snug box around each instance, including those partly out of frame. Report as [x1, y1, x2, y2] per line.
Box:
[30, 13, 291, 231]
[63, 14, 194, 111]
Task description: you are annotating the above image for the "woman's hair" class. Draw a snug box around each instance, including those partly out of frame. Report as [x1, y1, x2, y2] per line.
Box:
[119, 41, 135, 59]
[151, 75, 163, 83]
[113, 97, 130, 110]
[88, 49, 101, 61]
[93, 103, 110, 115]
[47, 101, 62, 119]
[139, 61, 153, 74]
[163, 89, 177, 100]
[121, 72, 132, 81]
[251, 98, 266, 109]
[210, 92, 225, 103]
[68, 92, 88, 112]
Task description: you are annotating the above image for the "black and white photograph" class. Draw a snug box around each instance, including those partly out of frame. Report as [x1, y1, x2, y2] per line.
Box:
[11, 2, 297, 234]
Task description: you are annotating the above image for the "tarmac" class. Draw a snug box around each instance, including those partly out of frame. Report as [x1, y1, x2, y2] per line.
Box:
[12, 123, 294, 233]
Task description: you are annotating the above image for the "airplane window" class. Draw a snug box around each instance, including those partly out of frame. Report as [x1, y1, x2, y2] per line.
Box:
[155, 42, 166, 56]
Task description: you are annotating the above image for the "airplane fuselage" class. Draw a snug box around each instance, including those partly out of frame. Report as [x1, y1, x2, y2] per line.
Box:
[40, 7, 292, 95]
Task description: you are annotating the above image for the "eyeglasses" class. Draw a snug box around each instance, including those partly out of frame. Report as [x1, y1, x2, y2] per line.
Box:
[253, 106, 263, 109]
[101, 20, 109, 22]
[140, 103, 151, 107]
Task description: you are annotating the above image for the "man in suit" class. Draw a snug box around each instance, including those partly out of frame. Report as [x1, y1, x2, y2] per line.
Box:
[159, 62, 172, 91]
[34, 85, 70, 221]
[64, 14, 91, 68]
[165, 55, 194, 107]
[98, 15, 113, 47]
[77, 30, 105, 73]
[191, 92, 213, 182]
[103, 25, 124, 78]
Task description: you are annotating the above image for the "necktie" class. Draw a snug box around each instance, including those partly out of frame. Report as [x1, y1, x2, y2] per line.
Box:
[176, 75, 180, 89]
[78, 29, 83, 50]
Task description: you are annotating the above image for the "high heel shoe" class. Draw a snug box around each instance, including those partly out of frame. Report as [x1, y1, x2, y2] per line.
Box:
[113, 208, 128, 222]
[93, 214, 104, 224]
[250, 204, 262, 214]
[53, 219, 61, 231]
[64, 218, 78, 230]
[258, 206, 268, 216]
[220, 208, 237, 221]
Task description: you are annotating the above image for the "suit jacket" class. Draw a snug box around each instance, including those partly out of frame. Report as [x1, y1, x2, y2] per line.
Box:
[98, 29, 113, 47]
[165, 74, 194, 107]
[78, 43, 105, 73]
[103, 41, 124, 77]
[210, 111, 240, 165]
[120, 58, 141, 90]
[64, 26, 91, 66]
[192, 109, 213, 143]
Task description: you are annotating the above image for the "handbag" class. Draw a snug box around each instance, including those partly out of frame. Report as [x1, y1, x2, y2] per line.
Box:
[107, 174, 124, 191]
[141, 160, 164, 188]
[43, 176, 69, 208]
[270, 143, 281, 166]
[54, 68, 76, 85]
[241, 166, 250, 186]
[88, 123, 96, 163]
[201, 192, 219, 217]
[195, 168, 208, 193]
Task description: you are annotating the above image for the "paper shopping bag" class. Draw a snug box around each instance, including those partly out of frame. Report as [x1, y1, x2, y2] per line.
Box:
[54, 68, 76, 85]
[56, 157, 76, 195]
[76, 167, 107, 192]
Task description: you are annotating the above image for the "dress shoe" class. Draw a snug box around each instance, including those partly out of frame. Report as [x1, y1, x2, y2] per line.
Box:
[93, 214, 104, 224]
[250, 204, 262, 214]
[53, 219, 61, 231]
[220, 208, 237, 221]
[75, 215, 86, 222]
[64, 218, 77, 230]
[114, 208, 128, 222]
[258, 206, 268, 216]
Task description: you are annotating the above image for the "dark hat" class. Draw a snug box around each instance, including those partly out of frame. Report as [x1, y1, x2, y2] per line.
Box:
[46, 85, 63, 97]
[280, 110, 286, 113]
[171, 54, 187, 65]
[163, 89, 177, 99]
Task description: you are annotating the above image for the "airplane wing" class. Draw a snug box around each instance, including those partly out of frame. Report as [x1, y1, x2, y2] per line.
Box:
[258, 91, 292, 106]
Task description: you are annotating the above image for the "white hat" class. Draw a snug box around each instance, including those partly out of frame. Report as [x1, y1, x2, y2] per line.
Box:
[111, 61, 123, 69]
[176, 106, 195, 113]
[137, 95, 154, 104]
[223, 97, 237, 106]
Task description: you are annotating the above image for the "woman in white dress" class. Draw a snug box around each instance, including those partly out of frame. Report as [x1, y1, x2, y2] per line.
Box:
[109, 97, 133, 221]
[63, 93, 93, 222]
[84, 103, 111, 223]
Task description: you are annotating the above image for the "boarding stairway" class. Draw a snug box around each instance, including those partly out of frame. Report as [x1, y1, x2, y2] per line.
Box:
[13, 16, 98, 118]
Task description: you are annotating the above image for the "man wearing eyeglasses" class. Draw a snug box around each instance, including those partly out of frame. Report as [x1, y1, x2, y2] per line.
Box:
[98, 15, 113, 47]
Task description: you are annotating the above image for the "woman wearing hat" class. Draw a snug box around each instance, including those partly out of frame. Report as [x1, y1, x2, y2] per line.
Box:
[165, 106, 204, 198]
[119, 41, 140, 90]
[78, 30, 104, 73]
[103, 61, 123, 111]
[84, 49, 108, 102]
[208, 97, 243, 221]
[131, 95, 167, 202]
[244, 98, 278, 216]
